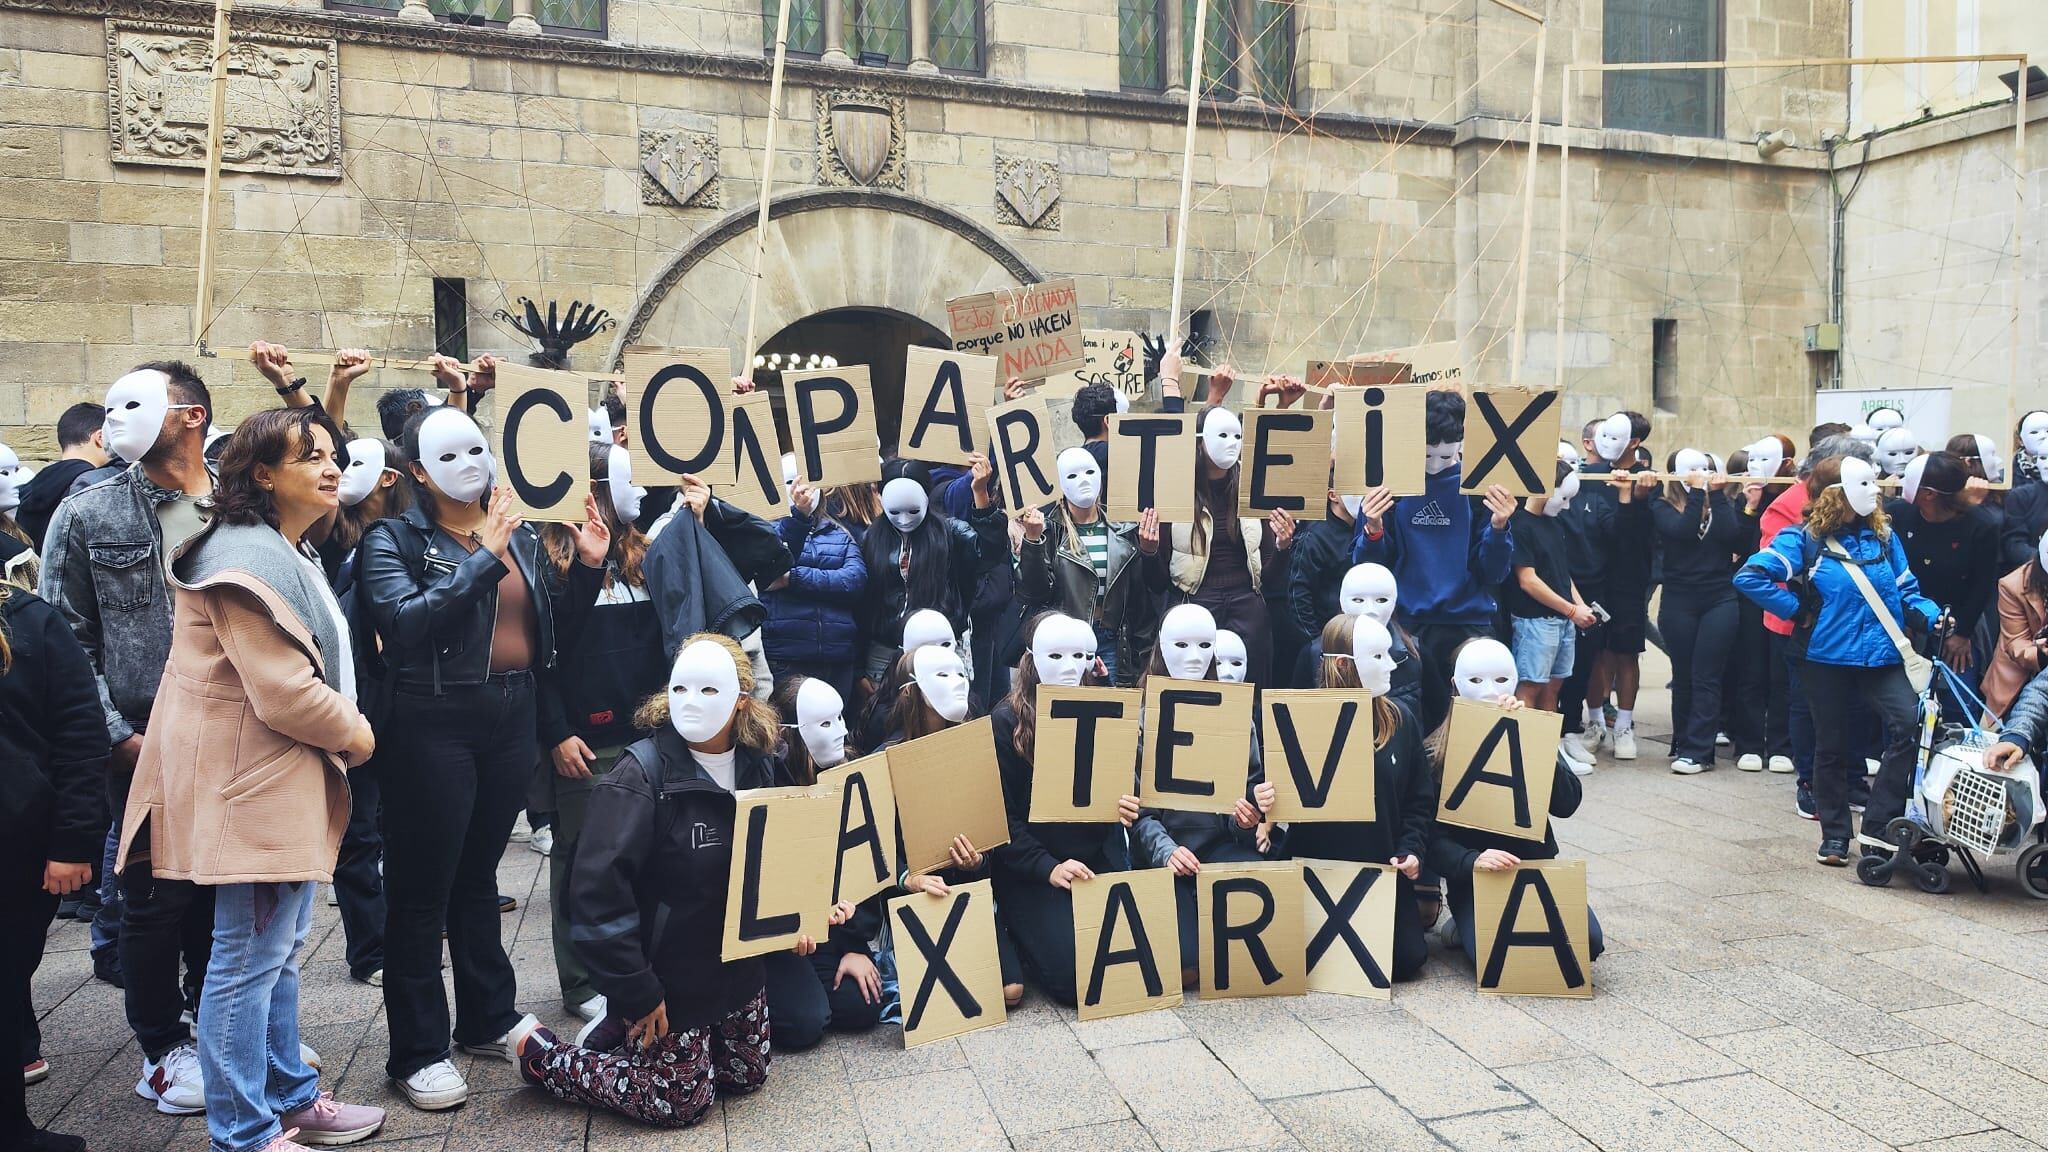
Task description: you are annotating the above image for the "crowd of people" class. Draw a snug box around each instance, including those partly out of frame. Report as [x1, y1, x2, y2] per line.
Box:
[2, 339, 2043, 1152]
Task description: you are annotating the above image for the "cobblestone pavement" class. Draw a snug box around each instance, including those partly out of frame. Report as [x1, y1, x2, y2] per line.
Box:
[30, 658, 2048, 1152]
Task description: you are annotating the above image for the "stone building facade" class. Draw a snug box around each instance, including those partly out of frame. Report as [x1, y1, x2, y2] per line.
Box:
[0, 0, 2038, 458]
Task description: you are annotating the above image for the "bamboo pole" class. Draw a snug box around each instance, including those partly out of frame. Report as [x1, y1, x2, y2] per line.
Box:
[1166, 0, 1210, 349]
[190, 0, 235, 354]
[1554, 66, 1573, 390]
[742, 0, 796, 373]
[2010, 55, 2027, 443]
[1508, 20, 1546, 385]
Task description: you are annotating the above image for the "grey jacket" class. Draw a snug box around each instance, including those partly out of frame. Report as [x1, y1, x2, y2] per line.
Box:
[1998, 666, 2048, 759]
[39, 463, 210, 744]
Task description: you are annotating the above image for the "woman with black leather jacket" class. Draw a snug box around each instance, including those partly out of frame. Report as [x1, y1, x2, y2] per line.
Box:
[1015, 448, 1157, 687]
[356, 405, 607, 1112]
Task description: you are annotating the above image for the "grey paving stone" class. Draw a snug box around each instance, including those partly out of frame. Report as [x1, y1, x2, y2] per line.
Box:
[1889, 910, 2048, 978]
[1306, 1009, 1523, 1120]
[1517, 991, 1739, 1085]
[1588, 950, 1777, 1039]
[1068, 1003, 1191, 1051]
[1430, 1105, 1599, 1151]
[830, 1022, 969, 1082]
[1662, 1072, 1890, 1152]
[1176, 997, 1368, 1100]
[1898, 1000, 2048, 1083]
[1497, 1057, 1745, 1152]
[723, 1042, 866, 1152]
[1094, 1037, 1283, 1152]
[1265, 1086, 1441, 1152]
[853, 1067, 1009, 1152]
[1894, 1132, 2048, 1152]
[1868, 1043, 2048, 1146]
[588, 1101, 730, 1150]
[1693, 964, 1940, 1054]
[1867, 945, 2048, 1027]
[444, 1087, 587, 1150]
[1390, 976, 1583, 1068]
[1729, 933, 1970, 1012]
[1010, 1118, 1164, 1152]
[22, 1046, 117, 1130]
[1706, 1025, 1989, 1145]
[956, 1019, 1131, 1136]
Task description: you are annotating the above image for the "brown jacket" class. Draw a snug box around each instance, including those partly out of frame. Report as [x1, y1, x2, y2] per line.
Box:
[118, 529, 361, 885]
[1985, 565, 2048, 722]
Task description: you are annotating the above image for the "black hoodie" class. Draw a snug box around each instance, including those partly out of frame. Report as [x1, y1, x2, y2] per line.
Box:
[568, 727, 788, 1029]
[13, 458, 95, 549]
[988, 696, 1128, 883]
[0, 588, 110, 863]
[1424, 753, 1582, 900]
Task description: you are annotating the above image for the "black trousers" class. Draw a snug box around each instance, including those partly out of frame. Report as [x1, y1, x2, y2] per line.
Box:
[1722, 599, 1787, 760]
[1798, 660, 1921, 846]
[1560, 584, 1606, 736]
[334, 761, 386, 982]
[761, 947, 884, 1051]
[379, 672, 535, 1080]
[1412, 621, 1496, 735]
[5, 853, 59, 1145]
[994, 873, 1089, 1007]
[1170, 844, 1265, 974]
[1658, 588, 1737, 765]
[117, 867, 212, 1060]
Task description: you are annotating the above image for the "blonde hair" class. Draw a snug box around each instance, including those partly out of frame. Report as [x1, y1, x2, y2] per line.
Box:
[631, 632, 780, 754]
[1316, 614, 1397, 751]
[1803, 456, 1890, 542]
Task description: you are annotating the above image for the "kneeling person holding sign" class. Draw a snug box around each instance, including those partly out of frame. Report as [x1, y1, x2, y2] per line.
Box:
[502, 636, 847, 1128]
[1426, 639, 1603, 974]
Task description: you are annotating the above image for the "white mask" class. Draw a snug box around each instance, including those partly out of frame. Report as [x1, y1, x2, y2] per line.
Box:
[337, 439, 389, 507]
[0, 443, 19, 479]
[104, 369, 175, 462]
[0, 471, 18, 514]
[1975, 435, 2005, 483]
[1030, 614, 1097, 687]
[1213, 630, 1248, 683]
[2038, 532, 2048, 577]
[1339, 563, 1397, 626]
[1542, 470, 1580, 516]
[794, 677, 847, 768]
[1338, 493, 1364, 519]
[1558, 439, 1583, 466]
[1867, 408, 1905, 433]
[587, 408, 610, 443]
[1848, 423, 1879, 446]
[1453, 639, 1518, 701]
[607, 444, 645, 524]
[1113, 390, 1131, 415]
[1592, 413, 1633, 462]
[1672, 449, 1712, 490]
[1834, 456, 1881, 517]
[1158, 603, 1218, 680]
[1874, 428, 1919, 477]
[781, 453, 800, 490]
[1349, 616, 1395, 697]
[2021, 411, 2048, 458]
[1056, 446, 1100, 510]
[901, 608, 956, 654]
[1423, 441, 1460, 476]
[668, 639, 742, 745]
[416, 408, 495, 503]
[1200, 408, 1243, 470]
[1746, 438, 1785, 478]
[912, 644, 971, 723]
[882, 476, 928, 533]
[1900, 453, 1931, 504]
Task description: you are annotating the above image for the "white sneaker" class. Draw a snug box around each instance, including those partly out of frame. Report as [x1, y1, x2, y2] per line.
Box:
[1565, 754, 1594, 777]
[1715, 731, 1731, 747]
[1560, 732, 1596, 766]
[1670, 757, 1706, 775]
[529, 827, 554, 856]
[1737, 753, 1763, 772]
[326, 885, 338, 907]
[571, 994, 606, 1023]
[1595, 724, 1615, 753]
[1864, 757, 1881, 777]
[1768, 755, 1795, 774]
[396, 1060, 468, 1111]
[136, 1044, 205, 1115]
[456, 1013, 536, 1058]
[1613, 728, 1638, 761]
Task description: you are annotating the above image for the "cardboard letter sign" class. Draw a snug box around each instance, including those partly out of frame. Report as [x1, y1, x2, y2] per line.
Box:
[1240, 407, 1331, 520]
[1261, 690, 1375, 823]
[622, 347, 730, 481]
[1031, 686, 1140, 823]
[1472, 859, 1592, 998]
[1072, 869, 1181, 1021]
[785, 365, 881, 488]
[946, 278, 1084, 380]
[1062, 329, 1144, 401]
[1437, 699, 1561, 841]
[985, 395, 1060, 511]
[1350, 341, 1463, 390]
[1140, 679, 1255, 815]
[1300, 860, 1396, 1000]
[1198, 861, 1305, 999]
[1105, 413, 1196, 522]
[899, 346, 996, 465]
[817, 754, 898, 907]
[888, 716, 1011, 877]
[716, 390, 789, 521]
[1461, 385, 1562, 497]
[490, 362, 589, 523]
[1333, 385, 1428, 497]
[721, 785, 840, 961]
[890, 879, 1006, 1046]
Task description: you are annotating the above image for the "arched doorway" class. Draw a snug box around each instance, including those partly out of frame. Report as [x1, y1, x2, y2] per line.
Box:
[753, 307, 950, 452]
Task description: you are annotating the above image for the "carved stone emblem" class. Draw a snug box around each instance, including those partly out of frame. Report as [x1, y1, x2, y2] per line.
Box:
[639, 129, 720, 208]
[106, 20, 341, 178]
[994, 155, 1061, 229]
[817, 88, 904, 189]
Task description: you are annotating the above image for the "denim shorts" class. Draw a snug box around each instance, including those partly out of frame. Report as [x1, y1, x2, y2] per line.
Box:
[1511, 615, 1576, 682]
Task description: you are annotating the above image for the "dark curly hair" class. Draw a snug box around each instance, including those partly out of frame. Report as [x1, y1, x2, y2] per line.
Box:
[1424, 390, 1464, 445]
[214, 406, 341, 531]
[1070, 383, 1119, 438]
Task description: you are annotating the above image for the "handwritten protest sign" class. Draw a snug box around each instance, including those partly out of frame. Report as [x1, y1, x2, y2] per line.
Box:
[721, 786, 839, 961]
[818, 754, 897, 907]
[1262, 690, 1375, 822]
[1073, 870, 1181, 1021]
[621, 347, 731, 481]
[1333, 384, 1428, 496]
[1241, 407, 1331, 520]
[985, 395, 1060, 511]
[1105, 413, 1196, 522]
[490, 362, 589, 522]
[946, 278, 1084, 380]
[1139, 679, 1255, 815]
[1462, 385, 1562, 497]
[1473, 860, 1592, 998]
[1350, 341, 1463, 390]
[1301, 860, 1397, 1000]
[1030, 686, 1140, 823]
[717, 390, 789, 520]
[1061, 329, 1144, 401]
[1198, 861, 1306, 999]
[899, 346, 996, 465]
[784, 365, 882, 488]
[1437, 699, 1561, 841]
[891, 880, 1007, 1046]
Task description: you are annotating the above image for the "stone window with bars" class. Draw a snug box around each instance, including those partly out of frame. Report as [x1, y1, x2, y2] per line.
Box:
[335, 0, 603, 37]
[763, 0, 983, 75]
[1122, 0, 1295, 103]
[1602, 0, 1723, 137]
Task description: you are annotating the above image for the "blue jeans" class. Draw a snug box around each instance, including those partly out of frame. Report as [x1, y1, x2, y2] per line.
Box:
[1510, 616, 1576, 683]
[1093, 620, 1119, 686]
[90, 824, 123, 956]
[199, 881, 319, 1152]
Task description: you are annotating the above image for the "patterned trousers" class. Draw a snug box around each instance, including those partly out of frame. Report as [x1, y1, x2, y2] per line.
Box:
[528, 990, 770, 1128]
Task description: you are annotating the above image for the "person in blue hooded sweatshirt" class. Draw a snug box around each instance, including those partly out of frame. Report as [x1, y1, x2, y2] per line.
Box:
[1352, 390, 1520, 733]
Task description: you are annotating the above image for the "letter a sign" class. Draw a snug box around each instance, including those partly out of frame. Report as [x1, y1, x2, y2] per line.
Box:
[1437, 698, 1560, 840]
